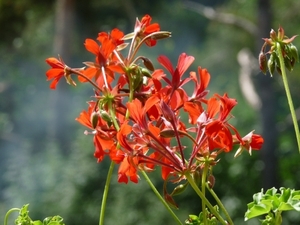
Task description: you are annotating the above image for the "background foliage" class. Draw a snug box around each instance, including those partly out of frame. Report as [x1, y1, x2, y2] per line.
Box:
[1, 0, 300, 224]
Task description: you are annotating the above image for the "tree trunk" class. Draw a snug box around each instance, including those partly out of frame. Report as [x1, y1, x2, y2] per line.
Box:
[48, 0, 75, 156]
[255, 0, 280, 189]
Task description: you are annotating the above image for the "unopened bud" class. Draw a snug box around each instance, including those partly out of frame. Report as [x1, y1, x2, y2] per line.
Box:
[160, 129, 176, 138]
[284, 56, 293, 72]
[99, 110, 112, 123]
[142, 57, 155, 71]
[170, 183, 188, 196]
[151, 31, 172, 40]
[90, 111, 99, 129]
[290, 44, 299, 63]
[259, 52, 267, 74]
[208, 174, 215, 188]
[267, 58, 275, 77]
[270, 29, 277, 41]
[277, 26, 285, 41]
[140, 67, 152, 78]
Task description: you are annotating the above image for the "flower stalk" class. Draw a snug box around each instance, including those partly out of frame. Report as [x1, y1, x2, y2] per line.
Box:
[276, 42, 300, 153]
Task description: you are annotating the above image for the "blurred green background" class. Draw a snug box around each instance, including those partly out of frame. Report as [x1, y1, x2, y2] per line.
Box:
[1, 0, 300, 224]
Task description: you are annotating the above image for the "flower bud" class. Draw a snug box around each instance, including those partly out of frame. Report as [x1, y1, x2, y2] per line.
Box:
[151, 31, 172, 40]
[284, 56, 293, 72]
[259, 52, 267, 74]
[270, 29, 277, 41]
[141, 57, 155, 71]
[277, 26, 285, 41]
[267, 58, 275, 77]
[290, 44, 299, 63]
[132, 69, 143, 90]
[90, 111, 99, 129]
[140, 67, 152, 78]
[99, 110, 112, 123]
[208, 174, 215, 189]
[160, 129, 176, 138]
[170, 182, 188, 196]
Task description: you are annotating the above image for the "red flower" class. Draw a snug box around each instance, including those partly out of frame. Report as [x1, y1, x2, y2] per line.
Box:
[45, 57, 73, 89]
[135, 14, 160, 46]
[204, 94, 242, 152]
[81, 30, 124, 87]
[118, 156, 139, 183]
[76, 102, 116, 162]
[157, 53, 194, 109]
[234, 131, 264, 157]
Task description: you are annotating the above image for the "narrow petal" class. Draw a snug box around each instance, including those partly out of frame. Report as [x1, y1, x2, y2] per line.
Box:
[177, 53, 195, 77]
[84, 39, 100, 55]
[157, 55, 174, 76]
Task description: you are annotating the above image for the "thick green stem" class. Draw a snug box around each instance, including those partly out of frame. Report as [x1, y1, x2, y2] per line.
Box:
[206, 184, 234, 225]
[185, 173, 228, 225]
[276, 42, 300, 153]
[4, 208, 20, 225]
[275, 211, 282, 225]
[99, 161, 115, 225]
[141, 171, 183, 225]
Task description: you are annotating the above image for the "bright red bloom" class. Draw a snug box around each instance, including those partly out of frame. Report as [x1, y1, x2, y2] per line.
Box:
[189, 67, 210, 101]
[157, 53, 194, 109]
[46, 57, 71, 89]
[126, 97, 159, 131]
[81, 30, 124, 87]
[234, 131, 264, 157]
[204, 94, 242, 152]
[118, 156, 139, 183]
[135, 14, 160, 46]
[75, 102, 116, 162]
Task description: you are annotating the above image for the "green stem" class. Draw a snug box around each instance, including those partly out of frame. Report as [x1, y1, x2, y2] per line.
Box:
[99, 161, 115, 225]
[4, 208, 20, 225]
[275, 211, 282, 225]
[201, 164, 208, 225]
[185, 173, 228, 225]
[206, 184, 234, 225]
[276, 42, 300, 153]
[141, 171, 183, 225]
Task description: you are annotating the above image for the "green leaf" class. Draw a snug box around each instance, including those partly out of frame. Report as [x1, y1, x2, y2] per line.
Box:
[245, 187, 300, 221]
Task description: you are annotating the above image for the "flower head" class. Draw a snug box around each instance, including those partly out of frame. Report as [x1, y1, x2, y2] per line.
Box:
[45, 57, 75, 89]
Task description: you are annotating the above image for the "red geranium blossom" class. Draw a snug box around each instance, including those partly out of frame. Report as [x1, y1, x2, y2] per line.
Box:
[134, 14, 161, 46]
[45, 57, 74, 89]
[157, 53, 194, 109]
[75, 101, 116, 162]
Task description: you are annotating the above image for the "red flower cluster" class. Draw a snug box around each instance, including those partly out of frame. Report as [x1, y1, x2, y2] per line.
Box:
[45, 14, 263, 185]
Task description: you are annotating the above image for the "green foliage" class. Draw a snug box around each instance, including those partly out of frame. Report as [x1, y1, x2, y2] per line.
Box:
[245, 188, 300, 223]
[11, 204, 65, 225]
[185, 207, 220, 225]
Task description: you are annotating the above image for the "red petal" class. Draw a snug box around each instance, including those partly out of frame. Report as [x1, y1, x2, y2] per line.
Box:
[177, 53, 194, 77]
[46, 68, 64, 79]
[84, 39, 99, 55]
[157, 55, 174, 76]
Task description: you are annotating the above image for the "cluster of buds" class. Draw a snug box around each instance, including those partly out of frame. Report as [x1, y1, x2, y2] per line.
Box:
[45, 15, 263, 205]
[259, 26, 298, 76]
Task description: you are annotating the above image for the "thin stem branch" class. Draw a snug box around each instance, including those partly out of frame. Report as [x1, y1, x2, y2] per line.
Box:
[141, 171, 183, 225]
[4, 208, 20, 225]
[276, 42, 300, 153]
[206, 183, 234, 225]
[185, 173, 228, 225]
